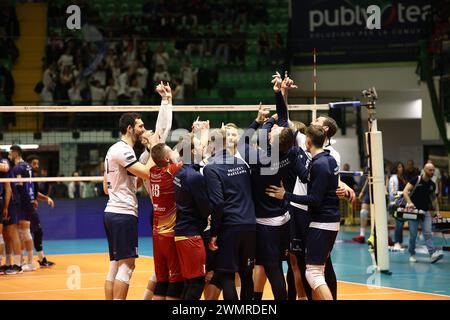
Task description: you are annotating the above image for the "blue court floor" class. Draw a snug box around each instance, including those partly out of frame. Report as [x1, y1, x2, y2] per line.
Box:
[40, 227, 450, 297]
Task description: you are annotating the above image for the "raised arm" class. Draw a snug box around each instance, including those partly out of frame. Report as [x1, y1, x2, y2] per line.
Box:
[155, 81, 173, 143]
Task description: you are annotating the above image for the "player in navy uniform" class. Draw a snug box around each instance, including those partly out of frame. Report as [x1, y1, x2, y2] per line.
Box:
[204, 128, 256, 300]
[0, 157, 12, 274]
[9, 145, 38, 272]
[26, 155, 56, 267]
[174, 133, 211, 299]
[267, 125, 340, 300]
[236, 74, 308, 300]
[1, 153, 23, 274]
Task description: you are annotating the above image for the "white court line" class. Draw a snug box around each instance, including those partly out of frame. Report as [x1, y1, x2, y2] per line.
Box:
[338, 280, 450, 298]
[0, 270, 153, 282]
[0, 285, 147, 296]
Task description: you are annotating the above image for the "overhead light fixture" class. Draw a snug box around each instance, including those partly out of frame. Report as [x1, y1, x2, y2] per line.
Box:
[0, 144, 40, 151]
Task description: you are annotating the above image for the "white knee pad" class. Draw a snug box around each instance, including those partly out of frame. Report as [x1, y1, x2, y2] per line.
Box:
[22, 229, 32, 242]
[360, 208, 369, 220]
[106, 261, 119, 282]
[305, 265, 326, 291]
[0, 234, 4, 246]
[115, 263, 135, 285]
[150, 273, 157, 283]
[18, 228, 25, 242]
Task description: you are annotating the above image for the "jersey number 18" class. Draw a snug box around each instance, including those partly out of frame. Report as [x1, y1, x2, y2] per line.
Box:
[151, 184, 160, 197]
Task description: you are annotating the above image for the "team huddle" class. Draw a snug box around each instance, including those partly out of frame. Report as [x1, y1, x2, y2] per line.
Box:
[102, 73, 355, 300]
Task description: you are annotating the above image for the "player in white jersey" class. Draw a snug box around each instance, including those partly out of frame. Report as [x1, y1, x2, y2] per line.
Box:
[103, 112, 159, 300]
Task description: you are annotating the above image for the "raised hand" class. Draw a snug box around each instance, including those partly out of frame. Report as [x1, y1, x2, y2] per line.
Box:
[271, 71, 282, 93]
[256, 103, 270, 124]
[155, 81, 172, 99]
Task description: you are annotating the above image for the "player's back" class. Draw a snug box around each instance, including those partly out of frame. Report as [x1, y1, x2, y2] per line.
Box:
[203, 149, 256, 227]
[309, 151, 340, 222]
[13, 160, 35, 214]
[104, 141, 138, 216]
[150, 162, 182, 236]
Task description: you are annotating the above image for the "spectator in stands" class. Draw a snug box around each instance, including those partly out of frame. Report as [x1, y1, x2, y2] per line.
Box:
[187, 26, 204, 57]
[270, 32, 284, 66]
[50, 174, 69, 199]
[340, 163, 357, 190]
[230, 25, 246, 67]
[0, 61, 14, 106]
[136, 61, 149, 93]
[105, 77, 119, 105]
[404, 159, 421, 182]
[388, 162, 408, 249]
[215, 25, 230, 66]
[180, 60, 197, 99]
[68, 171, 85, 199]
[90, 79, 105, 105]
[153, 44, 170, 71]
[129, 76, 143, 105]
[258, 31, 270, 70]
[172, 77, 184, 104]
[57, 47, 74, 71]
[117, 67, 131, 104]
[38, 168, 51, 196]
[57, 65, 75, 104]
[199, 26, 215, 59]
[68, 81, 83, 105]
[122, 38, 137, 68]
[153, 64, 171, 84]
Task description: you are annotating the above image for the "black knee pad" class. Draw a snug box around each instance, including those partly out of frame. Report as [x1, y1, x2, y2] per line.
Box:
[33, 227, 43, 252]
[154, 281, 169, 297]
[167, 281, 184, 299]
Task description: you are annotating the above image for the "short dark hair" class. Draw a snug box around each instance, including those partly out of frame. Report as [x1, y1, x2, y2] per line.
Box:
[119, 112, 142, 134]
[319, 115, 338, 138]
[10, 145, 22, 156]
[306, 125, 326, 148]
[26, 154, 39, 163]
[278, 128, 295, 154]
[151, 143, 169, 168]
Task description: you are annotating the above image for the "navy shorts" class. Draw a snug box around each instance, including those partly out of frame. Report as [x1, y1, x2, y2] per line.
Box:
[3, 201, 20, 226]
[289, 206, 311, 255]
[256, 222, 290, 266]
[104, 212, 139, 261]
[305, 227, 338, 266]
[215, 227, 256, 273]
[18, 204, 34, 222]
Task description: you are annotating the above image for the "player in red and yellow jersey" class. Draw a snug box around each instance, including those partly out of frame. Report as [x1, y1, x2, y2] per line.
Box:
[149, 142, 184, 300]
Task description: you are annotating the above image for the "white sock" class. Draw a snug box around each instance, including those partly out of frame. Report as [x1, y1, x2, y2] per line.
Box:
[236, 286, 241, 298]
[6, 254, 12, 266]
[360, 228, 365, 237]
[14, 255, 21, 266]
[37, 251, 44, 261]
[27, 250, 33, 264]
